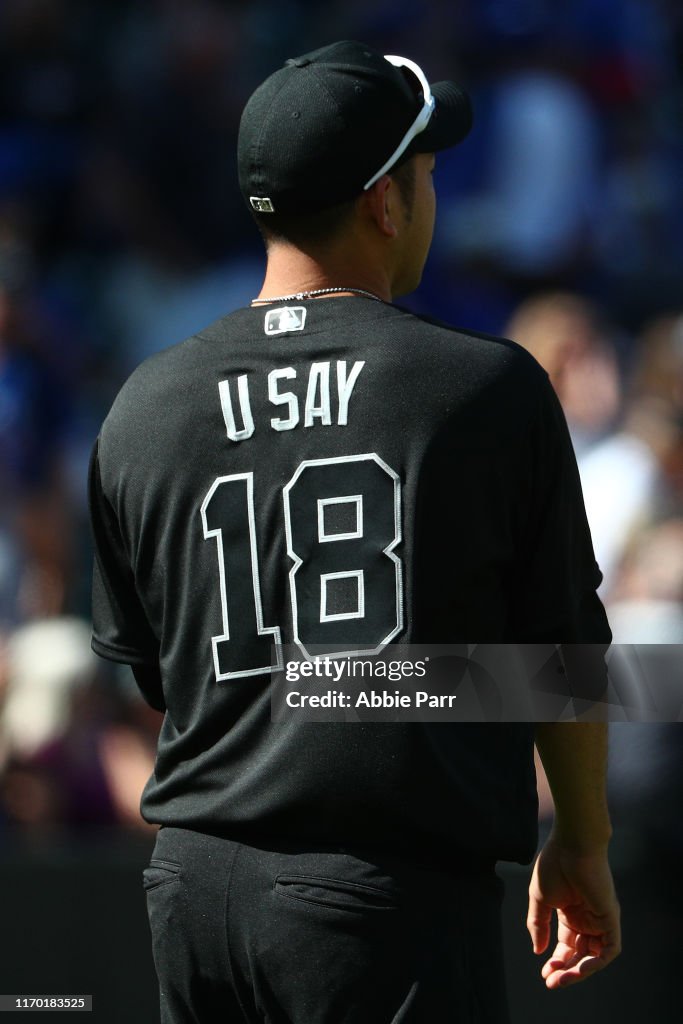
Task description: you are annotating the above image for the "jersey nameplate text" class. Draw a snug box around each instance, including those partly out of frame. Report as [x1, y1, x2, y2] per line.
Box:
[218, 360, 365, 441]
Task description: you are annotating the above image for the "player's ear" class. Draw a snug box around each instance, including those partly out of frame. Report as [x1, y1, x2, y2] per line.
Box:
[363, 176, 398, 239]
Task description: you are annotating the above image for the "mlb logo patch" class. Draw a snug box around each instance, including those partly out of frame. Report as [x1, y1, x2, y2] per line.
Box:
[264, 306, 307, 336]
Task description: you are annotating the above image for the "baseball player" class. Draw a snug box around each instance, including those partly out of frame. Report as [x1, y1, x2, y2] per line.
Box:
[89, 41, 620, 1023]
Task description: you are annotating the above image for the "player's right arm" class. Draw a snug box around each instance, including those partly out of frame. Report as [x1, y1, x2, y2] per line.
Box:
[528, 722, 621, 989]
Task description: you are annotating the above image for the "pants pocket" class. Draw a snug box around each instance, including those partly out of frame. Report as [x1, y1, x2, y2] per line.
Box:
[143, 858, 181, 893]
[274, 873, 399, 912]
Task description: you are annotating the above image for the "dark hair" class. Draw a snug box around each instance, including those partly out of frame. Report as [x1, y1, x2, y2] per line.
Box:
[253, 158, 417, 249]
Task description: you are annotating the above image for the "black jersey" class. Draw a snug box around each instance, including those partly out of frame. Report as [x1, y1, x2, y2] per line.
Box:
[89, 297, 610, 866]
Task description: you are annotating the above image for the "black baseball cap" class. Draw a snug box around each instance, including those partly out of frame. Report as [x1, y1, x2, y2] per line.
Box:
[238, 40, 472, 216]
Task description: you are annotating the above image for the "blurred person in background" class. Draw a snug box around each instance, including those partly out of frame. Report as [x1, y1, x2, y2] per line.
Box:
[505, 291, 661, 594]
[0, 617, 161, 833]
[505, 292, 621, 456]
[506, 296, 683, 598]
[578, 312, 683, 596]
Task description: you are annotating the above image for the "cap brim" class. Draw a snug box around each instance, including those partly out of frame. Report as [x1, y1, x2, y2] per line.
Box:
[413, 80, 473, 153]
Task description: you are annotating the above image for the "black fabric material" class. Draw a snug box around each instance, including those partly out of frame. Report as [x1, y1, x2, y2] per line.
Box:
[88, 440, 160, 667]
[132, 663, 166, 712]
[145, 826, 510, 1024]
[237, 40, 472, 214]
[90, 297, 611, 866]
[412, 80, 473, 154]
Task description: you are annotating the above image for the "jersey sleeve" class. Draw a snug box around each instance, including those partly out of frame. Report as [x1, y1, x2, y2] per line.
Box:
[88, 440, 160, 667]
[512, 371, 612, 658]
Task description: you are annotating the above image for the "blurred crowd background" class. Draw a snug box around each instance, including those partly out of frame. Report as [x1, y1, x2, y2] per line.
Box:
[0, 0, 682, 868]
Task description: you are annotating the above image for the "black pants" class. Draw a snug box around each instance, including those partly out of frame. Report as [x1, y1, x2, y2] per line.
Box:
[144, 827, 510, 1024]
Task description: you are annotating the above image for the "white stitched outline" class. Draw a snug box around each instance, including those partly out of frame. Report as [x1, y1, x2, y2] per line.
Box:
[320, 570, 365, 622]
[304, 362, 332, 427]
[317, 494, 363, 543]
[200, 473, 282, 680]
[268, 367, 299, 431]
[283, 453, 404, 660]
[218, 377, 255, 442]
[336, 361, 365, 425]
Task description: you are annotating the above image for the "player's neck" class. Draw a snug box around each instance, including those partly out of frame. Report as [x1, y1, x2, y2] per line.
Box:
[255, 244, 393, 304]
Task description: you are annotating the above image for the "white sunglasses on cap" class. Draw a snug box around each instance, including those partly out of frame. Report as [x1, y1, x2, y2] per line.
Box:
[363, 55, 436, 191]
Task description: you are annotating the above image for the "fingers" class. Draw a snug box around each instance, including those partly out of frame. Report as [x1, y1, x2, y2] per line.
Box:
[541, 930, 621, 989]
[526, 894, 552, 955]
[540, 940, 578, 979]
[544, 952, 603, 989]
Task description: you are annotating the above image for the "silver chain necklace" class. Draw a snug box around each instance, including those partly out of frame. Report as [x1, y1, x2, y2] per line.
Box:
[251, 286, 384, 305]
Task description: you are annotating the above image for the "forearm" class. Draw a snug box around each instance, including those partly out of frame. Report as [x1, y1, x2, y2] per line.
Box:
[535, 723, 612, 852]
